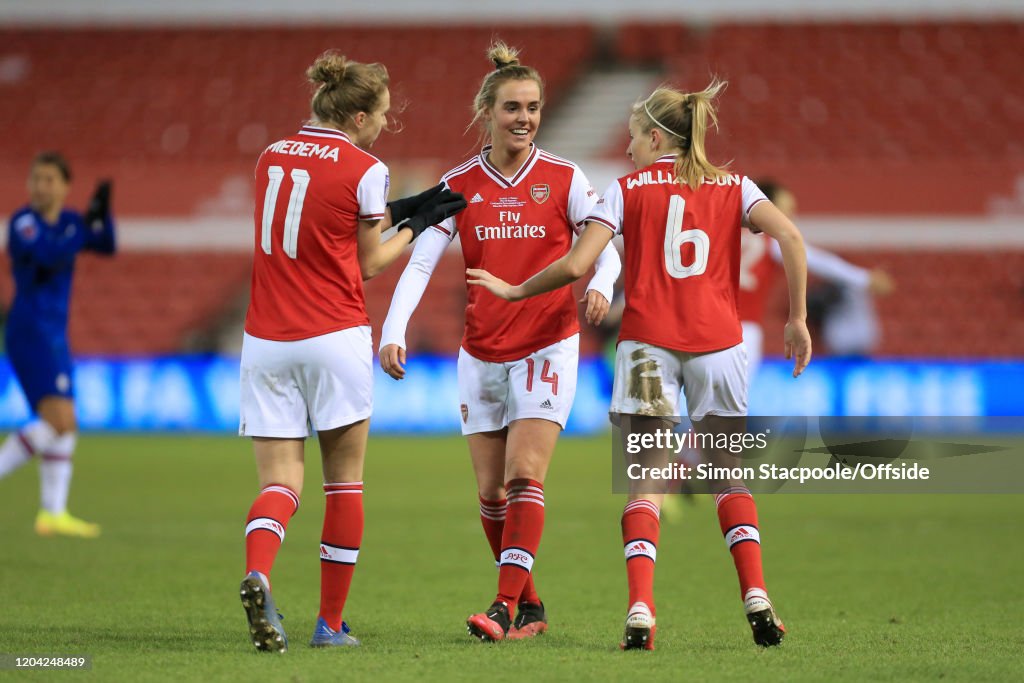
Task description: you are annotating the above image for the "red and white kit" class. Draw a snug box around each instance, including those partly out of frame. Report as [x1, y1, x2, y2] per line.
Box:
[381, 144, 620, 434]
[738, 232, 872, 378]
[587, 156, 766, 418]
[240, 125, 389, 436]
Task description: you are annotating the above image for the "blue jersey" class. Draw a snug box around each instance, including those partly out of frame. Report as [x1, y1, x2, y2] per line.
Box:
[4, 205, 115, 408]
[6, 205, 116, 336]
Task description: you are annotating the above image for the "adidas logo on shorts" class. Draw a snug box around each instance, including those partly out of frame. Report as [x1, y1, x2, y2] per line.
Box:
[540, 399, 554, 410]
[470, 193, 484, 203]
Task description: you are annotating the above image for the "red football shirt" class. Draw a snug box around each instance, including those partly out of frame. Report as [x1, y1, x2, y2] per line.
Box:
[245, 126, 389, 341]
[588, 156, 767, 352]
[736, 231, 779, 324]
[434, 145, 598, 362]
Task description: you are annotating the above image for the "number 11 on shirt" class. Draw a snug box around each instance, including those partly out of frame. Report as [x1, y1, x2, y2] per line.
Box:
[261, 166, 310, 259]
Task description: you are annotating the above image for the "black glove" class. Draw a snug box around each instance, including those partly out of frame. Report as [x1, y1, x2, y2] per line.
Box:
[400, 189, 467, 240]
[83, 180, 113, 231]
[387, 183, 446, 228]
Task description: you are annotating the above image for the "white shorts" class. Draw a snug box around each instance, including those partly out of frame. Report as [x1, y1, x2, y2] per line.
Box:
[239, 327, 373, 438]
[741, 321, 764, 382]
[457, 334, 579, 435]
[610, 340, 748, 421]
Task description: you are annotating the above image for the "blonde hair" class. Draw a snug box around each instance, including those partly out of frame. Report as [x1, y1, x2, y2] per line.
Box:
[632, 79, 729, 190]
[467, 41, 545, 147]
[306, 50, 389, 129]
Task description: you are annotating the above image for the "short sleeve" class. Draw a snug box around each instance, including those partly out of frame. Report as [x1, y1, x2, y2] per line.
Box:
[567, 165, 600, 230]
[357, 161, 389, 221]
[741, 176, 769, 228]
[586, 180, 624, 235]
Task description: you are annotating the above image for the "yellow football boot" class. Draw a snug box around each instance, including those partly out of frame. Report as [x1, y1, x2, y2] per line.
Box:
[34, 510, 101, 538]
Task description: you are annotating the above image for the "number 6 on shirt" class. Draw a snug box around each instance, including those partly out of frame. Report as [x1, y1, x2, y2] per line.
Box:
[663, 195, 709, 279]
[261, 166, 310, 259]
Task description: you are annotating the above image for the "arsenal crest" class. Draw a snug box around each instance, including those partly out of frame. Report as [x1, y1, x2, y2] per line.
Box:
[530, 183, 550, 204]
[461, 404, 469, 423]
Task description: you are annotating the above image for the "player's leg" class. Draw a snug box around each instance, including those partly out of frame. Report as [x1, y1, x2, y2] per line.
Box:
[303, 326, 374, 648]
[460, 347, 525, 641]
[685, 343, 785, 647]
[0, 329, 50, 480]
[610, 340, 685, 650]
[466, 334, 578, 641]
[466, 417, 560, 641]
[22, 335, 99, 537]
[618, 414, 675, 651]
[33, 396, 83, 527]
[0, 419, 54, 479]
[311, 419, 368, 648]
[238, 332, 310, 652]
[248, 438, 305, 587]
[239, 436, 304, 653]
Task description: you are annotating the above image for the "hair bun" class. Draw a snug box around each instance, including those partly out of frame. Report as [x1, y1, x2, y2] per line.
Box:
[486, 41, 521, 70]
[307, 50, 349, 89]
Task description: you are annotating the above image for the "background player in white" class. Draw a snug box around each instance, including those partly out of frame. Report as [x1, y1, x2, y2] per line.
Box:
[468, 80, 811, 650]
[378, 41, 620, 642]
[237, 51, 465, 652]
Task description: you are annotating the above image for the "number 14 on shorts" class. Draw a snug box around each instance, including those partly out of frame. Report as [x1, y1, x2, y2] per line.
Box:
[524, 358, 558, 395]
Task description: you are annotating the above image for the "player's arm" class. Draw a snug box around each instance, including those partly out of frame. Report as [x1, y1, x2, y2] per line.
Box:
[358, 186, 466, 280]
[379, 227, 450, 380]
[357, 218, 411, 280]
[748, 200, 812, 377]
[467, 221, 612, 302]
[581, 239, 621, 325]
[567, 165, 621, 324]
[82, 180, 116, 255]
[777, 241, 894, 296]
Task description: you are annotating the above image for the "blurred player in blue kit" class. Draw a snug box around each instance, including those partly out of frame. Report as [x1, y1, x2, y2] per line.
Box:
[0, 151, 115, 537]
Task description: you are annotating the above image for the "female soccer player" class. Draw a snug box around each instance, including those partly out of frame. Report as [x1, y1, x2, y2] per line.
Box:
[378, 42, 621, 642]
[0, 152, 114, 538]
[468, 80, 812, 650]
[237, 51, 465, 653]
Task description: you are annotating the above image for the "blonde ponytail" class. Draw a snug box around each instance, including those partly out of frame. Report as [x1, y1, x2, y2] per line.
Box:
[634, 79, 729, 190]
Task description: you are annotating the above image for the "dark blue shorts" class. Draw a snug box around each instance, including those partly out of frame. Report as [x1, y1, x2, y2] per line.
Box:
[4, 323, 74, 410]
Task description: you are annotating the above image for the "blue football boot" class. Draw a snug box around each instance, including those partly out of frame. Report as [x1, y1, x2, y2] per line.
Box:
[239, 572, 287, 653]
[309, 616, 361, 648]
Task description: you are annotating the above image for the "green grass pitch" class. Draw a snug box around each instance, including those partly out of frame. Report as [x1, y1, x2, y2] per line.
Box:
[1, 434, 1022, 682]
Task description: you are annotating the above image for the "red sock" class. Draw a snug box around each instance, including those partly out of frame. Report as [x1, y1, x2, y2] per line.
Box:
[480, 495, 541, 605]
[319, 482, 364, 632]
[245, 484, 300, 588]
[716, 488, 766, 598]
[494, 479, 544, 608]
[622, 499, 660, 615]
